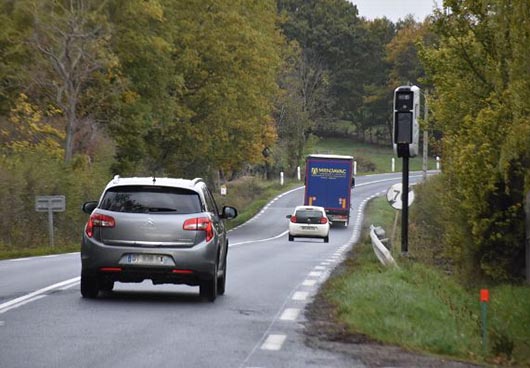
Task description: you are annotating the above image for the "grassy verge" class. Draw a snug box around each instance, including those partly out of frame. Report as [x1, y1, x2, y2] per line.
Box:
[0, 177, 303, 260]
[214, 176, 302, 230]
[321, 196, 530, 366]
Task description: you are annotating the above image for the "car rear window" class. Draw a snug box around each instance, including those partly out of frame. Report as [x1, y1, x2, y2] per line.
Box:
[295, 210, 323, 219]
[100, 186, 202, 214]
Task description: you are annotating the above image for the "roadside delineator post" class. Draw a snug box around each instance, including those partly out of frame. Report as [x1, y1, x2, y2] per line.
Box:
[480, 289, 489, 354]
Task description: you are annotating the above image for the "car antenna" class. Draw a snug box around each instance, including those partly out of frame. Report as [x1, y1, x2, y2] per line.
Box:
[152, 174, 156, 184]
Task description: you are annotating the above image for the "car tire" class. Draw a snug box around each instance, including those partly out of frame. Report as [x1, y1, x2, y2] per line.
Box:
[200, 264, 218, 302]
[217, 252, 227, 296]
[81, 272, 99, 299]
[99, 278, 114, 292]
[324, 235, 329, 243]
[288, 234, 294, 241]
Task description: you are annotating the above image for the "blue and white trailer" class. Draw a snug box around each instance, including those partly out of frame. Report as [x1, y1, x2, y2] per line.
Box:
[304, 154, 354, 226]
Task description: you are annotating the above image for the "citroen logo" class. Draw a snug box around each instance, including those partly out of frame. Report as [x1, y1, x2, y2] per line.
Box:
[145, 218, 155, 227]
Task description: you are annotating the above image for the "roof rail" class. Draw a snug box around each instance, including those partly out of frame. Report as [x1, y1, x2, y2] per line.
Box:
[112, 175, 120, 184]
[192, 178, 204, 185]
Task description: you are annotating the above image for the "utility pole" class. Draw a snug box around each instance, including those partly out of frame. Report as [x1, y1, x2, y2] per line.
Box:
[525, 191, 530, 284]
[422, 90, 429, 182]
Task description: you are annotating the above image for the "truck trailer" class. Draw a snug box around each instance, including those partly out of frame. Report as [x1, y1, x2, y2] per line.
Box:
[304, 154, 354, 226]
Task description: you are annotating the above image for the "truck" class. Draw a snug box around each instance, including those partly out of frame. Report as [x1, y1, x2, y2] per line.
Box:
[304, 154, 354, 226]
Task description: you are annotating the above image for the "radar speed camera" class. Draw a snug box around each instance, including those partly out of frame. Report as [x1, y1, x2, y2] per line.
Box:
[393, 85, 420, 158]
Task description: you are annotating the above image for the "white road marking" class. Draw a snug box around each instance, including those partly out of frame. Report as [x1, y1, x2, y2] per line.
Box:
[230, 231, 289, 247]
[0, 277, 80, 314]
[302, 279, 317, 287]
[280, 308, 300, 321]
[0, 295, 47, 314]
[313, 266, 326, 270]
[309, 271, 322, 277]
[261, 334, 286, 351]
[292, 291, 309, 301]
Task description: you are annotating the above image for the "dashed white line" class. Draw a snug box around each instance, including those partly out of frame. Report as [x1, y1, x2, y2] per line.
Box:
[302, 279, 317, 287]
[292, 291, 309, 301]
[314, 266, 326, 270]
[280, 308, 300, 321]
[261, 334, 286, 351]
[308, 271, 322, 277]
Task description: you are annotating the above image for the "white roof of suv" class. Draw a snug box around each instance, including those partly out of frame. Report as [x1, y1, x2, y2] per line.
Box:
[104, 176, 203, 190]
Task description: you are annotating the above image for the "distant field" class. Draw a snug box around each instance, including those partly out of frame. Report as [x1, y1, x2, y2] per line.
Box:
[311, 137, 437, 174]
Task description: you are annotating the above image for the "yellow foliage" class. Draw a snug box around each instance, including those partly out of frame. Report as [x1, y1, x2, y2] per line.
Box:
[7, 93, 64, 159]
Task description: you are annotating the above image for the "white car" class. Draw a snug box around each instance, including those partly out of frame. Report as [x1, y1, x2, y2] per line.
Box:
[287, 205, 330, 243]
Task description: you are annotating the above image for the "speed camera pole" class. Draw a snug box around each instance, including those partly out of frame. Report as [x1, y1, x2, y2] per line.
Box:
[393, 85, 420, 254]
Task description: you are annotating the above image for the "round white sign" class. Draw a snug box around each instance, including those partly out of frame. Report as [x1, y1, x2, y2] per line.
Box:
[386, 183, 414, 210]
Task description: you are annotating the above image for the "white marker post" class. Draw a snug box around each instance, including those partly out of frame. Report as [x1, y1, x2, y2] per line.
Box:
[280, 171, 284, 186]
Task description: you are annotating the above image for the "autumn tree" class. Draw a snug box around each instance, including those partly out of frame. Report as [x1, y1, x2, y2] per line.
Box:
[420, 0, 529, 281]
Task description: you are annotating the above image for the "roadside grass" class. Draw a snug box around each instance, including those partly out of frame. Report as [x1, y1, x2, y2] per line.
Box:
[0, 244, 79, 260]
[0, 177, 303, 260]
[312, 137, 437, 174]
[214, 176, 302, 230]
[321, 196, 530, 366]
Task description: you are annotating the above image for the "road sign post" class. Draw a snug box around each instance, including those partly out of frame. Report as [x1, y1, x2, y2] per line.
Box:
[35, 195, 66, 247]
[387, 183, 415, 254]
[393, 85, 420, 254]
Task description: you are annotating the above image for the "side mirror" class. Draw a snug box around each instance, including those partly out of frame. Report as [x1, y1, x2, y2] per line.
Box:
[286, 215, 292, 219]
[82, 201, 98, 214]
[351, 177, 355, 187]
[221, 206, 238, 219]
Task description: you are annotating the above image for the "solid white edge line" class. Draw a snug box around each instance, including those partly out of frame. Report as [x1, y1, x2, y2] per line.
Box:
[230, 230, 288, 247]
[0, 295, 47, 314]
[0, 277, 80, 314]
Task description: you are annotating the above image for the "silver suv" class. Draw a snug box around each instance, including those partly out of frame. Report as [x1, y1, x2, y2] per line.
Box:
[80, 176, 237, 302]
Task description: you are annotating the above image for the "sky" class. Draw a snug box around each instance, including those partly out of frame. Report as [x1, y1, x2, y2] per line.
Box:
[349, 0, 441, 23]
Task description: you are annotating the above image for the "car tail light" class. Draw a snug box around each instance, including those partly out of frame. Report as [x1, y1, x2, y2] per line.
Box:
[183, 217, 214, 242]
[290, 216, 297, 223]
[320, 217, 328, 224]
[86, 213, 115, 238]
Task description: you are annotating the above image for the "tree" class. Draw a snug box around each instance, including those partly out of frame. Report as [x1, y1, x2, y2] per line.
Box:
[420, 0, 529, 281]
[21, 0, 117, 162]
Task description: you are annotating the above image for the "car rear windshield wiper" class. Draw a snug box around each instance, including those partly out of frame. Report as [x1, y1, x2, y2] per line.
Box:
[147, 207, 178, 212]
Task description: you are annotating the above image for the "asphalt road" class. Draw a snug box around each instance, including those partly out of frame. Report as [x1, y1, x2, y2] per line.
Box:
[0, 172, 424, 368]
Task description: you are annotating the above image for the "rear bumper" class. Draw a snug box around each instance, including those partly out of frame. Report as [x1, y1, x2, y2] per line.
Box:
[81, 235, 219, 285]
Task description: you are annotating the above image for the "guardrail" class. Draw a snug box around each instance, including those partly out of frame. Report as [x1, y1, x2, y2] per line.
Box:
[369, 225, 397, 267]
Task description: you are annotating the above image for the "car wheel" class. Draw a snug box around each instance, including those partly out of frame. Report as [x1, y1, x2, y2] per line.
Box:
[217, 252, 227, 296]
[288, 234, 294, 241]
[200, 264, 218, 302]
[99, 278, 114, 292]
[80, 272, 99, 299]
[324, 235, 329, 243]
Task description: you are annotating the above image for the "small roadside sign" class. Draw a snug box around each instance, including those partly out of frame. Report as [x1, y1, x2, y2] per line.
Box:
[35, 195, 65, 247]
[35, 195, 66, 212]
[386, 183, 414, 210]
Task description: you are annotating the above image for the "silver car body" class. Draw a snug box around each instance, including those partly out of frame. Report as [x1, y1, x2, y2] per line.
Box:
[80, 176, 237, 301]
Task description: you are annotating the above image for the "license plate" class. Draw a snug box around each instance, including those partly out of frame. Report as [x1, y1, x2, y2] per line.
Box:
[119, 254, 175, 266]
[302, 226, 317, 230]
